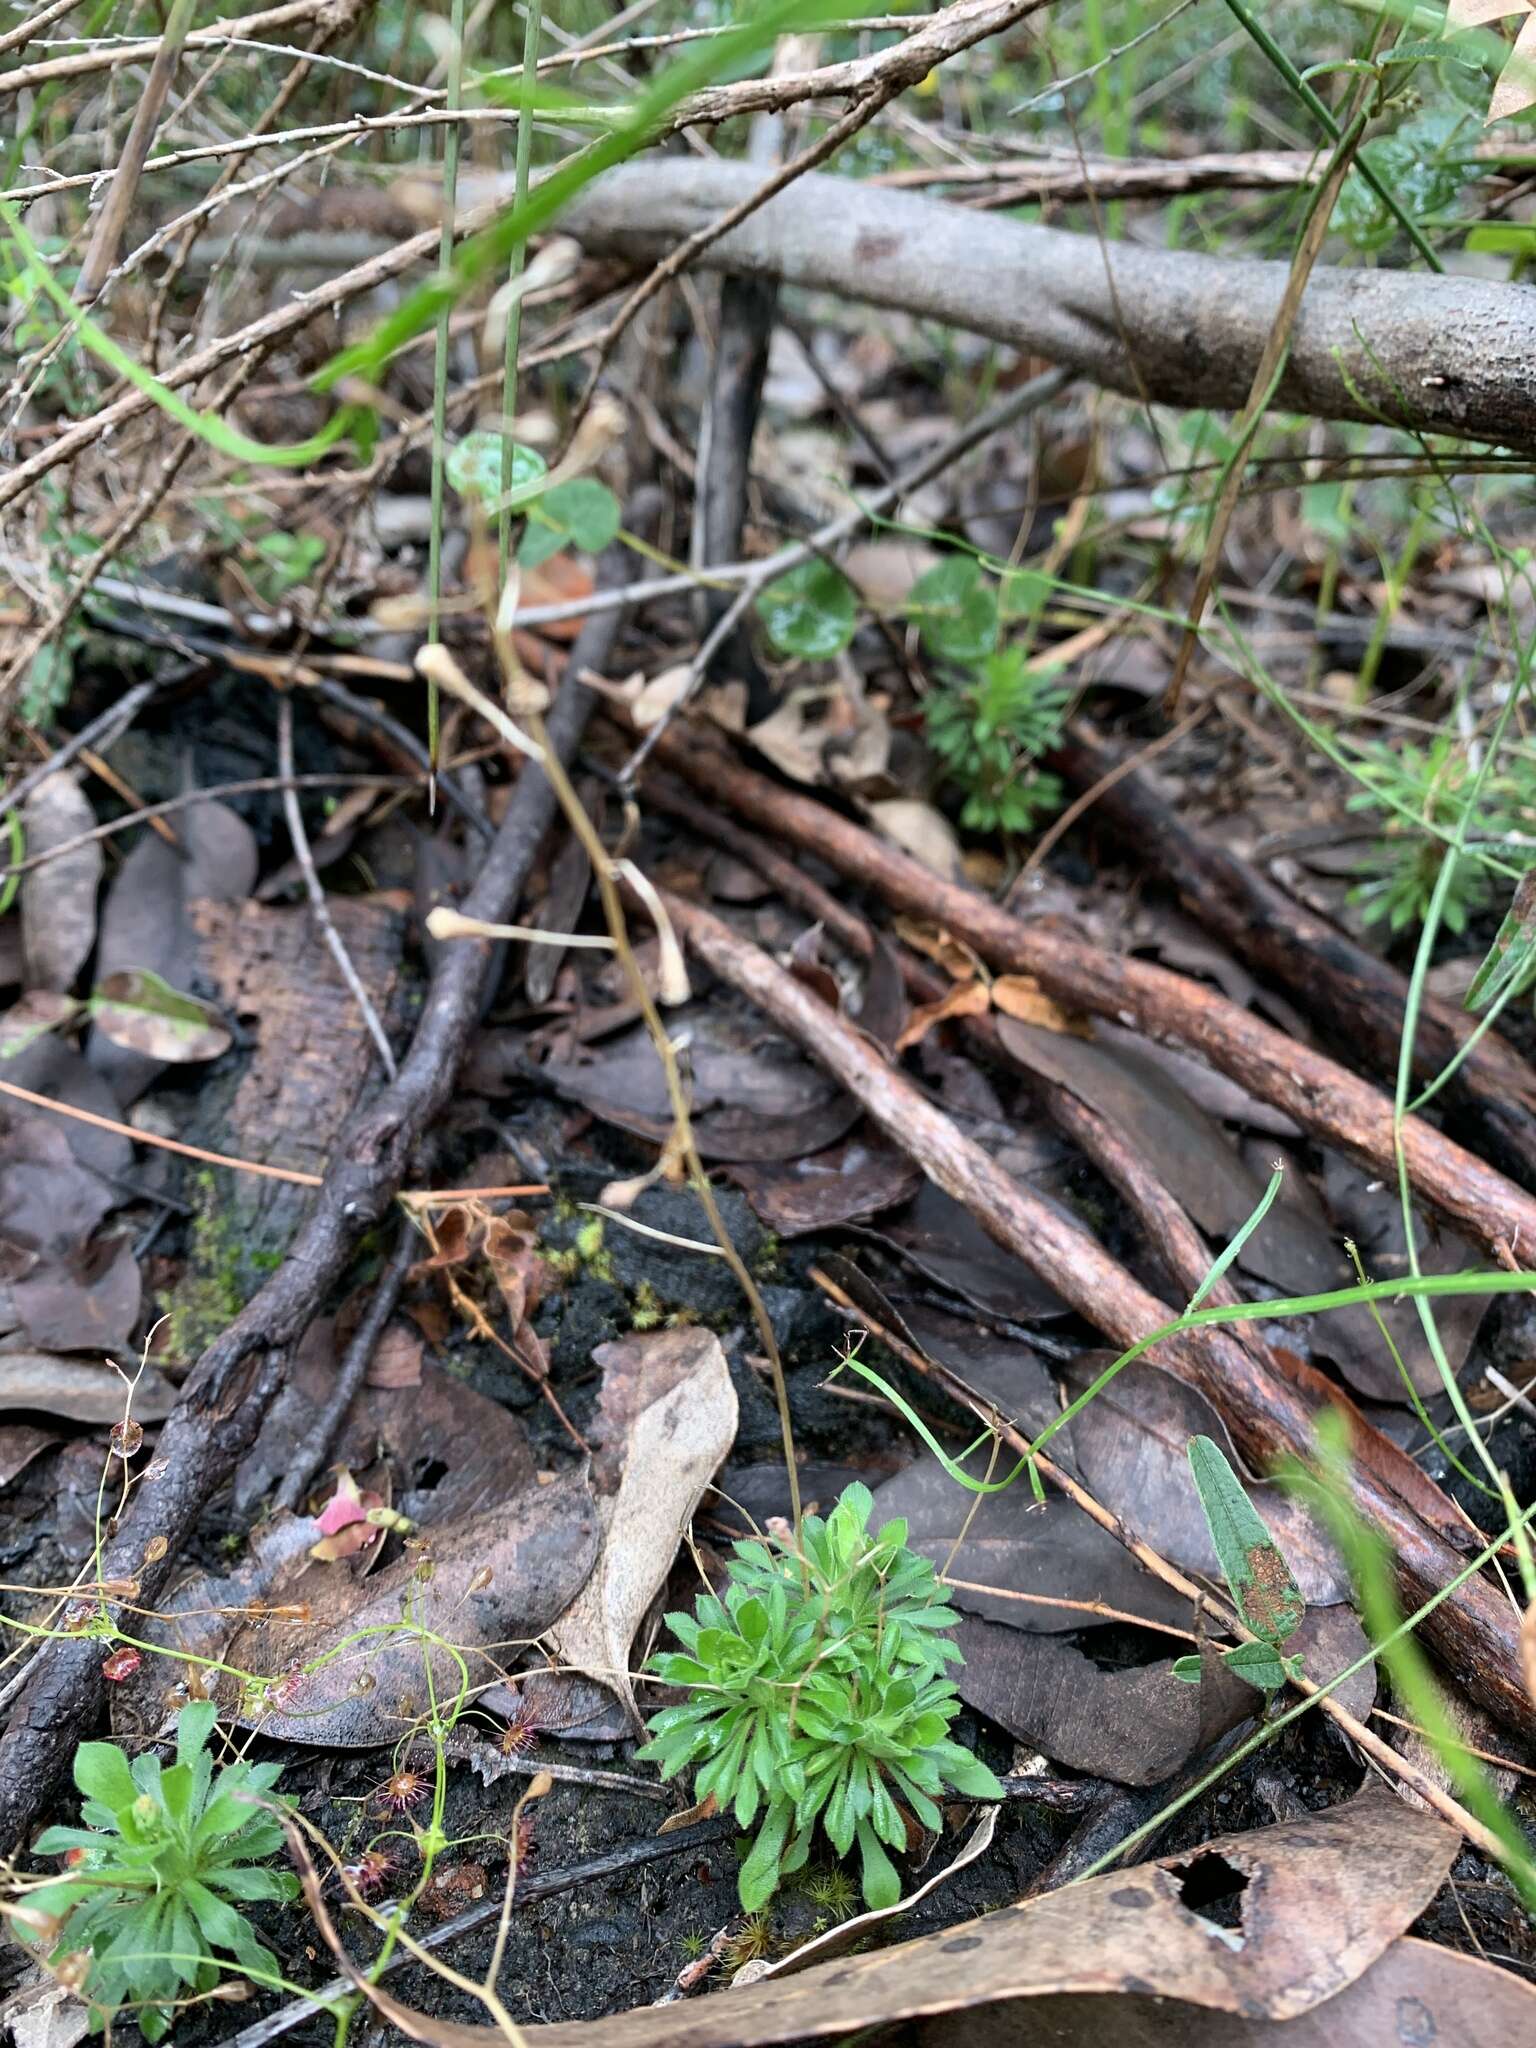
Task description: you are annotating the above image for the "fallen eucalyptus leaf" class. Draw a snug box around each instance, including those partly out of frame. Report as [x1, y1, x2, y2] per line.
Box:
[292, 1787, 1457, 2045]
[550, 1327, 737, 1726]
[0, 1350, 174, 1422]
[87, 968, 231, 1063]
[0, 991, 82, 1060]
[20, 775, 99, 996]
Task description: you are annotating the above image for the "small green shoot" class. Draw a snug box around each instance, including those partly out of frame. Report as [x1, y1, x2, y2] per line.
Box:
[19, 1703, 296, 2040]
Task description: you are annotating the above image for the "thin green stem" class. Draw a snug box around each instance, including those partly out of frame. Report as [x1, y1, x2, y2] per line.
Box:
[427, 0, 470, 788]
[1216, 0, 1444, 271]
[498, 0, 542, 579]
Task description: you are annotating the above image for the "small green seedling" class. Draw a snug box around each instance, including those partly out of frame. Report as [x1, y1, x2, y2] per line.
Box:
[23, 1702, 296, 2040]
[1172, 1435, 1306, 1696]
[638, 1483, 1001, 1912]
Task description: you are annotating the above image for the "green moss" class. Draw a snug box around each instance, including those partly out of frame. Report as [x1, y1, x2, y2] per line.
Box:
[629, 1280, 664, 1330]
[157, 1173, 253, 1364]
[751, 1232, 782, 1280]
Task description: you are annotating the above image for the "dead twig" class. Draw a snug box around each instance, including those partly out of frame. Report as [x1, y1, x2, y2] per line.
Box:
[276, 695, 399, 1080]
[273, 1221, 417, 1513]
[74, 0, 198, 303]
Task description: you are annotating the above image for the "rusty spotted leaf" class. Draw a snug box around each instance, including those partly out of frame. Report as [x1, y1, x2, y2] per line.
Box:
[1188, 1435, 1304, 1647]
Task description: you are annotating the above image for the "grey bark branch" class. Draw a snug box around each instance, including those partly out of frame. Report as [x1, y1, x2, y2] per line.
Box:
[560, 160, 1536, 452]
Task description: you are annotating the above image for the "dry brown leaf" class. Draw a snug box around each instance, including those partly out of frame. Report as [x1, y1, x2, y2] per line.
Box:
[866, 798, 963, 881]
[550, 1327, 737, 1726]
[892, 917, 982, 979]
[294, 1788, 1460, 2047]
[1448, 0, 1536, 122]
[19, 775, 99, 996]
[989, 974, 1087, 1036]
[223, 1469, 600, 1745]
[365, 1323, 423, 1390]
[1523, 1600, 1536, 1706]
[0, 1352, 174, 1423]
[894, 979, 991, 1050]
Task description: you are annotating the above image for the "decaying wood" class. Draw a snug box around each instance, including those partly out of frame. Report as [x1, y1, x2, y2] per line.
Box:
[653, 885, 1536, 1746]
[182, 895, 405, 1270]
[559, 161, 1536, 451]
[1051, 727, 1536, 1191]
[0, 586, 633, 1852]
[649, 729, 1536, 1265]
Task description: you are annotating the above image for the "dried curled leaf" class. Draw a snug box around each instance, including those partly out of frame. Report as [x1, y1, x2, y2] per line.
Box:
[1447, 0, 1536, 123]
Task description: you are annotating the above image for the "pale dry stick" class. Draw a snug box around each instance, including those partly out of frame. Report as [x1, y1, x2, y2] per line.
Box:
[276, 697, 397, 1079]
[122, 95, 362, 303]
[618, 366, 1072, 780]
[0, 1075, 324, 1186]
[74, 0, 197, 302]
[0, 0, 78, 58]
[809, 1267, 1519, 1866]
[569, 74, 907, 431]
[937, 1579, 1196, 1640]
[0, 0, 350, 94]
[0, 345, 271, 719]
[0, 675, 162, 829]
[1164, 50, 1378, 710]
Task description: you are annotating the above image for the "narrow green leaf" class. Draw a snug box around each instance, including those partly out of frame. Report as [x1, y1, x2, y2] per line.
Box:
[1186, 1161, 1284, 1311]
[1187, 1435, 1304, 1646]
[1465, 869, 1536, 1011]
[738, 1801, 791, 1912]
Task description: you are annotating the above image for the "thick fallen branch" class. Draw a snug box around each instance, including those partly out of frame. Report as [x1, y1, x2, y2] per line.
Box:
[656, 887, 1536, 1745]
[1052, 727, 1536, 1193]
[651, 729, 1536, 1265]
[560, 161, 1536, 451]
[0, 580, 633, 1851]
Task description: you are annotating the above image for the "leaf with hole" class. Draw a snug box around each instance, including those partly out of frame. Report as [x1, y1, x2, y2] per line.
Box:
[87, 969, 231, 1064]
[1188, 1435, 1304, 1647]
[906, 557, 998, 664]
[518, 478, 621, 568]
[756, 560, 858, 660]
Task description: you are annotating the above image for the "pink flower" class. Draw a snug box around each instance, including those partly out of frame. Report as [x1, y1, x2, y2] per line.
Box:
[309, 1470, 411, 1562]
